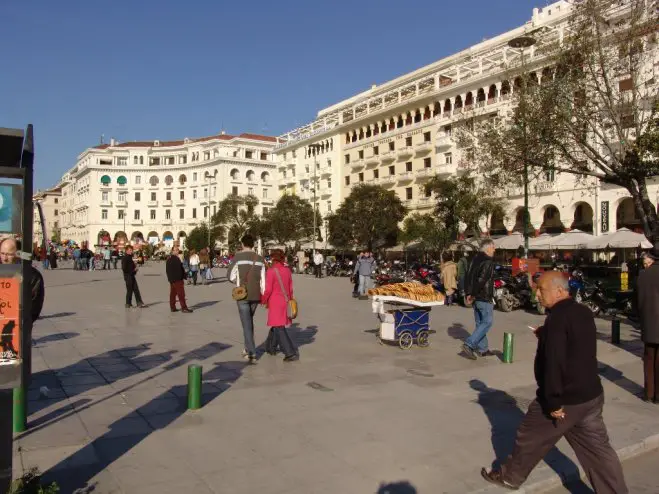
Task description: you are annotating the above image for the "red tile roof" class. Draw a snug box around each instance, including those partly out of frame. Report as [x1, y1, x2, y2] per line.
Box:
[92, 132, 276, 149]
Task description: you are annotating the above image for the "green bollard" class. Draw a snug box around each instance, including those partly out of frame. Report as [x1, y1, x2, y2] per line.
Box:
[187, 364, 202, 410]
[13, 386, 26, 433]
[611, 318, 621, 345]
[502, 332, 514, 364]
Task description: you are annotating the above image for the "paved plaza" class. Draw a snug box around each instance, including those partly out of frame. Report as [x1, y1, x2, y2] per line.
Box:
[12, 262, 659, 493]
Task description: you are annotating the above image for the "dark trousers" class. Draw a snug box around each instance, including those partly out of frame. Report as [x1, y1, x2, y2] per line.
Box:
[274, 326, 296, 357]
[238, 301, 259, 355]
[191, 269, 198, 285]
[500, 394, 627, 493]
[112, 257, 118, 269]
[103, 260, 110, 269]
[124, 275, 143, 306]
[315, 264, 322, 278]
[169, 281, 188, 310]
[644, 343, 659, 402]
[352, 275, 359, 295]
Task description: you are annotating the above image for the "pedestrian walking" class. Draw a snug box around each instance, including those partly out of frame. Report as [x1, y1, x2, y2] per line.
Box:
[166, 246, 193, 313]
[457, 250, 470, 305]
[48, 247, 58, 270]
[262, 249, 298, 362]
[72, 246, 81, 270]
[314, 251, 324, 279]
[189, 249, 200, 285]
[111, 248, 119, 269]
[227, 234, 265, 363]
[636, 250, 659, 404]
[481, 272, 627, 493]
[463, 239, 496, 359]
[121, 245, 146, 308]
[102, 246, 111, 270]
[440, 252, 457, 306]
[354, 250, 376, 297]
[199, 248, 210, 285]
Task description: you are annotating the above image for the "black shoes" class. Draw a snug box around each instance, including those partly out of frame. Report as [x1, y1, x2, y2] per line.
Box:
[462, 343, 479, 360]
[182, 308, 193, 313]
[480, 350, 495, 357]
[283, 354, 299, 362]
[125, 304, 133, 309]
[171, 308, 179, 312]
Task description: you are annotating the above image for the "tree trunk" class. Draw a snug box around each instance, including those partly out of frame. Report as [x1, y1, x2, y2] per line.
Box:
[628, 178, 659, 245]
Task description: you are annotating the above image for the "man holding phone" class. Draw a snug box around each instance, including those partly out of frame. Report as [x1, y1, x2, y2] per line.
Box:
[481, 272, 626, 493]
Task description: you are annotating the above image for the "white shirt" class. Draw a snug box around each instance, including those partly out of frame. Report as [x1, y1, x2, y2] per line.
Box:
[314, 253, 323, 265]
[189, 254, 200, 266]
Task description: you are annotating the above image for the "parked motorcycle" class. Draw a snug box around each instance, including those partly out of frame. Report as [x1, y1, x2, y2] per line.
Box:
[494, 268, 545, 315]
[582, 280, 636, 318]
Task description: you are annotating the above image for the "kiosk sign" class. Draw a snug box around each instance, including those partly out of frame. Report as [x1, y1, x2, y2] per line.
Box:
[0, 278, 19, 363]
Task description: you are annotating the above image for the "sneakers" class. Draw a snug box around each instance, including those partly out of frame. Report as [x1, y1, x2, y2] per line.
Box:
[242, 350, 257, 363]
[480, 350, 495, 357]
[462, 343, 479, 360]
[283, 354, 299, 362]
[182, 308, 193, 313]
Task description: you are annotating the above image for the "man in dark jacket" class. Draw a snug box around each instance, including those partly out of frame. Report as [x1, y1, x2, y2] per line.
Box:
[463, 239, 496, 359]
[166, 247, 192, 313]
[121, 246, 146, 308]
[481, 272, 627, 493]
[636, 251, 659, 403]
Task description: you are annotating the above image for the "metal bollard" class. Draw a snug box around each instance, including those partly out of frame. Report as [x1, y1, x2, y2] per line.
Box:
[13, 386, 26, 433]
[187, 364, 202, 410]
[611, 318, 621, 345]
[502, 332, 514, 364]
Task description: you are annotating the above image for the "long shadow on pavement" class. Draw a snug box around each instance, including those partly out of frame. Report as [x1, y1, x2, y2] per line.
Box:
[470, 379, 592, 493]
[42, 343, 238, 493]
[376, 480, 417, 493]
[597, 361, 645, 399]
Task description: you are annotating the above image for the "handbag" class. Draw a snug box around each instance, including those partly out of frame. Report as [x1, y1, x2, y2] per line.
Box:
[231, 255, 256, 301]
[273, 267, 298, 319]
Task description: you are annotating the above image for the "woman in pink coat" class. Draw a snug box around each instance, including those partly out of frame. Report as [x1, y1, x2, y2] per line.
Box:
[261, 249, 298, 362]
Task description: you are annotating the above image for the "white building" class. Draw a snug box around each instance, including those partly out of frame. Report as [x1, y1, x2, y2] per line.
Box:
[275, 0, 658, 239]
[33, 185, 62, 246]
[59, 132, 277, 248]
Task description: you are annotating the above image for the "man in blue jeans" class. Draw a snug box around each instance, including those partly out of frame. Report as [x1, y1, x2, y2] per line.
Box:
[463, 239, 496, 359]
[227, 234, 266, 363]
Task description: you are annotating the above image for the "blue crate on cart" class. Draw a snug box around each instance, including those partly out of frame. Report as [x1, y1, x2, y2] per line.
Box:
[393, 308, 430, 336]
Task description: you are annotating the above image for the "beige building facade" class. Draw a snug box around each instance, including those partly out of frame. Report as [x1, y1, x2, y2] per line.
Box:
[275, 0, 657, 238]
[33, 185, 62, 246]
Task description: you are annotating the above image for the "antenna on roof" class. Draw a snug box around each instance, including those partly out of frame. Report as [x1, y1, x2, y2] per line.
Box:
[100, 134, 105, 145]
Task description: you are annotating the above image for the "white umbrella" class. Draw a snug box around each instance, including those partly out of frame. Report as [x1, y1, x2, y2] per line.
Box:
[547, 229, 594, 250]
[585, 227, 652, 249]
[528, 233, 560, 250]
[493, 232, 524, 250]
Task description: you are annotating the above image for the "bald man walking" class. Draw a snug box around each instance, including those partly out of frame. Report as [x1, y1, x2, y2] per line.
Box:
[481, 272, 627, 493]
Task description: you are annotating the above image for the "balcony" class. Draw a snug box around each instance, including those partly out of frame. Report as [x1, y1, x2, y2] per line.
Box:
[162, 200, 173, 207]
[162, 218, 172, 225]
[436, 134, 453, 150]
[398, 172, 414, 182]
[261, 199, 274, 206]
[415, 141, 433, 154]
[380, 175, 396, 186]
[147, 200, 158, 207]
[349, 159, 364, 169]
[436, 163, 456, 177]
[397, 146, 414, 159]
[319, 187, 332, 197]
[379, 151, 395, 163]
[116, 200, 128, 208]
[416, 168, 435, 179]
[417, 197, 434, 209]
[131, 219, 144, 226]
[286, 177, 296, 185]
[320, 167, 332, 176]
[533, 180, 556, 194]
[176, 199, 186, 206]
[100, 199, 112, 207]
[365, 155, 379, 166]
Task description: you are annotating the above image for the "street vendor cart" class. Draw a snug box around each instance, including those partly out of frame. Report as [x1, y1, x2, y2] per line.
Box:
[369, 282, 445, 349]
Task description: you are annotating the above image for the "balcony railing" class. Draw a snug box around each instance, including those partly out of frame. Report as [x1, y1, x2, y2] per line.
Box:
[416, 168, 435, 178]
[397, 146, 414, 159]
[380, 151, 395, 163]
[398, 172, 414, 182]
[162, 200, 172, 207]
[436, 134, 453, 150]
[131, 219, 144, 225]
[365, 155, 379, 165]
[100, 200, 112, 207]
[414, 141, 433, 154]
[417, 197, 433, 208]
[147, 200, 158, 207]
[176, 199, 186, 206]
[349, 159, 364, 169]
[380, 175, 396, 185]
[116, 200, 128, 208]
[162, 218, 172, 225]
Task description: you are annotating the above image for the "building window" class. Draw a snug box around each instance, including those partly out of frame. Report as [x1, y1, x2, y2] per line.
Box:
[406, 162, 412, 172]
[373, 146, 379, 156]
[179, 209, 184, 219]
[193, 172, 197, 181]
[358, 150, 364, 159]
[345, 176, 350, 186]
[263, 207, 269, 215]
[358, 172, 364, 182]
[245, 150, 253, 159]
[134, 192, 141, 201]
[203, 151, 210, 161]
[373, 169, 379, 179]
[406, 187, 413, 200]
[150, 210, 156, 220]
[232, 186, 238, 195]
[261, 152, 268, 160]
[151, 192, 156, 201]
[54, 198, 58, 204]
[424, 131, 431, 142]
[165, 210, 171, 220]
[203, 188, 208, 198]
[166, 157, 174, 165]
[166, 191, 172, 201]
[248, 188, 254, 196]
[118, 210, 125, 220]
[117, 157, 127, 166]
[204, 207, 208, 218]
[102, 191, 109, 201]
[192, 208, 197, 219]
[118, 192, 127, 201]
[327, 201, 332, 212]
[193, 190, 197, 199]
[212, 186, 216, 196]
[139, 156, 144, 165]
[180, 155, 187, 164]
[405, 136, 412, 147]
[135, 176, 141, 185]
[344, 154, 350, 165]
[101, 209, 108, 220]
[263, 188, 268, 198]
[445, 153, 453, 165]
[134, 210, 140, 220]
[100, 175, 111, 185]
[389, 165, 395, 176]
[424, 157, 431, 168]
[180, 190, 185, 200]
[149, 175, 159, 186]
[133, 156, 138, 165]
[389, 141, 395, 151]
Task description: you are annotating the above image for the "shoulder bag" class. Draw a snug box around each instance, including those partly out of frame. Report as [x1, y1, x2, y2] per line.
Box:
[232, 255, 257, 301]
[273, 267, 298, 319]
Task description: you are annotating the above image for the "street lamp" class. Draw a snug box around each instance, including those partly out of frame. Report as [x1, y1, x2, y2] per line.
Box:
[508, 34, 536, 258]
[308, 143, 321, 256]
[204, 171, 216, 249]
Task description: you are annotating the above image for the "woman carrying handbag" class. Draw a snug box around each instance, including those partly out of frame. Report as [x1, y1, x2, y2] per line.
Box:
[261, 249, 299, 362]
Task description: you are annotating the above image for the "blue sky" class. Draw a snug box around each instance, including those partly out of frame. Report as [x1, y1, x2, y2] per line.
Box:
[1, 0, 545, 190]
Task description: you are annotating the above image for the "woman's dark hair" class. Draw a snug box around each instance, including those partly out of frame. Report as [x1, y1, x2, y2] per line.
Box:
[270, 249, 286, 264]
[442, 252, 452, 263]
[241, 234, 255, 248]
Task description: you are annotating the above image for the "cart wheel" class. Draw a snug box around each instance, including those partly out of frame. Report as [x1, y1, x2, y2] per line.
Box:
[399, 331, 413, 350]
[417, 330, 430, 347]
